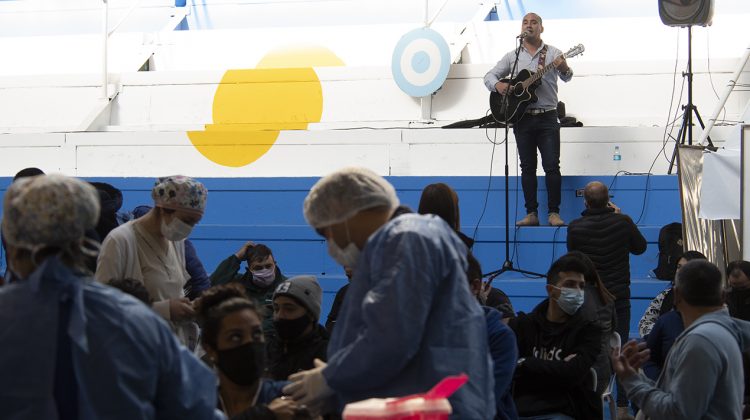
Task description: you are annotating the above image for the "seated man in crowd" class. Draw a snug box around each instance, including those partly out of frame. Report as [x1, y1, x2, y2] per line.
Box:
[267, 275, 329, 381]
[509, 253, 602, 420]
[568, 251, 616, 396]
[614, 260, 750, 419]
[210, 241, 287, 339]
[467, 253, 518, 420]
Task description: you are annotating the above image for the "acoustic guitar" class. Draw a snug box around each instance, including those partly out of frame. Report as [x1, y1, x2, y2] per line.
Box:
[489, 44, 585, 124]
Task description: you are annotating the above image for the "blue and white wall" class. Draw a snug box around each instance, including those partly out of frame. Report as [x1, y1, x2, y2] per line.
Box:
[0, 0, 749, 337]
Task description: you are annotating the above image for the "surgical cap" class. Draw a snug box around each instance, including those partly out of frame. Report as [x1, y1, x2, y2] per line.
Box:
[151, 175, 207, 215]
[303, 167, 399, 228]
[2, 174, 100, 250]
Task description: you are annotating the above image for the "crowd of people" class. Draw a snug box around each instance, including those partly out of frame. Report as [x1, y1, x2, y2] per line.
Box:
[1, 165, 749, 420]
[4, 9, 749, 420]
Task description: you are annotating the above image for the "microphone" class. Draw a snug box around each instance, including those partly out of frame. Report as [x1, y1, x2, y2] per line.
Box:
[517, 31, 529, 39]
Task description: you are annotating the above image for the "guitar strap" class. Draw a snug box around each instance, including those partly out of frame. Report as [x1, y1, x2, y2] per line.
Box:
[537, 45, 548, 71]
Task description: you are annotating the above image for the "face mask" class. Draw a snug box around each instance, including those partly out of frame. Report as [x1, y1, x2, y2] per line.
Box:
[251, 267, 276, 287]
[161, 217, 193, 241]
[274, 315, 312, 341]
[327, 221, 360, 268]
[216, 341, 265, 386]
[553, 286, 585, 315]
[328, 241, 361, 268]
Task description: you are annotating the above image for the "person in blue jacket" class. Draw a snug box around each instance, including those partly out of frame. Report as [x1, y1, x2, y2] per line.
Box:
[0, 174, 222, 419]
[284, 167, 495, 419]
[467, 253, 518, 420]
[643, 310, 683, 381]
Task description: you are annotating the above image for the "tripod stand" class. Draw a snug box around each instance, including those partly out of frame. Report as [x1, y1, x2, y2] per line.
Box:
[667, 25, 715, 174]
[485, 36, 544, 281]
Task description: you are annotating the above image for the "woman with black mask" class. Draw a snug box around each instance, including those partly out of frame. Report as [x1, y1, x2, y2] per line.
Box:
[196, 284, 310, 420]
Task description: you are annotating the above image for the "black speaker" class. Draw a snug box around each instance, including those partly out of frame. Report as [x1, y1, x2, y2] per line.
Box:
[659, 0, 714, 27]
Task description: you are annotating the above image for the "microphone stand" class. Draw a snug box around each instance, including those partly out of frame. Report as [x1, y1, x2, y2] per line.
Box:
[484, 35, 544, 282]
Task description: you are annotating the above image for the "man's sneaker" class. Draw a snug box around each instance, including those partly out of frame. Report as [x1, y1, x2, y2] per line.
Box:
[548, 212, 565, 226]
[516, 213, 539, 226]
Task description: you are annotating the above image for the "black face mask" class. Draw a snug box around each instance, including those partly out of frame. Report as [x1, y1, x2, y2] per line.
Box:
[216, 341, 265, 386]
[274, 315, 312, 341]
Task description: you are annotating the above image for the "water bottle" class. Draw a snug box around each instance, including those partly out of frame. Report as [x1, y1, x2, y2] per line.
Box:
[613, 145, 622, 161]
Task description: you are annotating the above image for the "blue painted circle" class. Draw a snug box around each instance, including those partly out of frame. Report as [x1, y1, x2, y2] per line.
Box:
[391, 27, 451, 97]
[411, 51, 431, 73]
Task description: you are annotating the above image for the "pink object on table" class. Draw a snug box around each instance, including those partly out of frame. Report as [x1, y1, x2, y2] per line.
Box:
[342, 374, 468, 420]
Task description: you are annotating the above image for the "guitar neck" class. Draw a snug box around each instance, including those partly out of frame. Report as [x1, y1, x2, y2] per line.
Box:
[526, 54, 565, 85]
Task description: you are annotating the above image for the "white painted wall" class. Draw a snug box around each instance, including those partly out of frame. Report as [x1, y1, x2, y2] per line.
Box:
[0, 126, 738, 177]
[3, 57, 743, 132]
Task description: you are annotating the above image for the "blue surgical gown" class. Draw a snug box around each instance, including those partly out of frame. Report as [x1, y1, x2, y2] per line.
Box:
[323, 213, 495, 419]
[0, 256, 224, 420]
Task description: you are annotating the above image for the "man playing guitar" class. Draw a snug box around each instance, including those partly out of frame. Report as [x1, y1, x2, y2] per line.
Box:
[484, 12, 573, 227]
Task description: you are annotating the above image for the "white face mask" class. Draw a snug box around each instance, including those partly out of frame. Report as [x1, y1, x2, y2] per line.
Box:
[327, 221, 361, 268]
[161, 217, 193, 241]
[328, 240, 361, 269]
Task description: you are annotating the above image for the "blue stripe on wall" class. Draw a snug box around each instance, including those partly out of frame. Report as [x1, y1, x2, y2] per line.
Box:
[0, 174, 679, 338]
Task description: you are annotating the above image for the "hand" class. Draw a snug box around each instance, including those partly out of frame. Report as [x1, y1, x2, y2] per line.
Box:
[611, 340, 650, 380]
[494, 81, 511, 95]
[268, 397, 298, 420]
[563, 353, 578, 362]
[283, 359, 334, 406]
[553, 55, 568, 70]
[608, 201, 621, 214]
[234, 241, 257, 259]
[169, 297, 195, 321]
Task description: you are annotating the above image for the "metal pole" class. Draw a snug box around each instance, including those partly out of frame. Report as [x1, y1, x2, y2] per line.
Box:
[426, 0, 451, 28]
[102, 0, 109, 100]
[687, 26, 693, 145]
[699, 44, 750, 145]
[424, 0, 428, 26]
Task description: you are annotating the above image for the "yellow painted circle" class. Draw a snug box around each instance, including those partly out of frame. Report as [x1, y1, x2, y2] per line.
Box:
[188, 46, 344, 167]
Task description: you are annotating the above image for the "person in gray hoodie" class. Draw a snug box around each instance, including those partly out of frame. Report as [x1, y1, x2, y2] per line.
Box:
[612, 259, 750, 420]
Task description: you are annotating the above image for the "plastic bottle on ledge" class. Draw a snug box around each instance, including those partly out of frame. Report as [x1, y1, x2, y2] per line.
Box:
[613, 145, 622, 161]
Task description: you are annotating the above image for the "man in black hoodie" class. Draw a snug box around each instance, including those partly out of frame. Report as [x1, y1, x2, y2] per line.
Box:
[509, 254, 602, 419]
[567, 181, 646, 417]
[266, 275, 329, 381]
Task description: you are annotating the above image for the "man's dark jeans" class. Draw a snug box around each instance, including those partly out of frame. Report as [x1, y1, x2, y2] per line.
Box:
[513, 111, 561, 214]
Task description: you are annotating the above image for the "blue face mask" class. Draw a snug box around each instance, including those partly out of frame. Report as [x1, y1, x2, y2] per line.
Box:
[553, 286, 585, 315]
